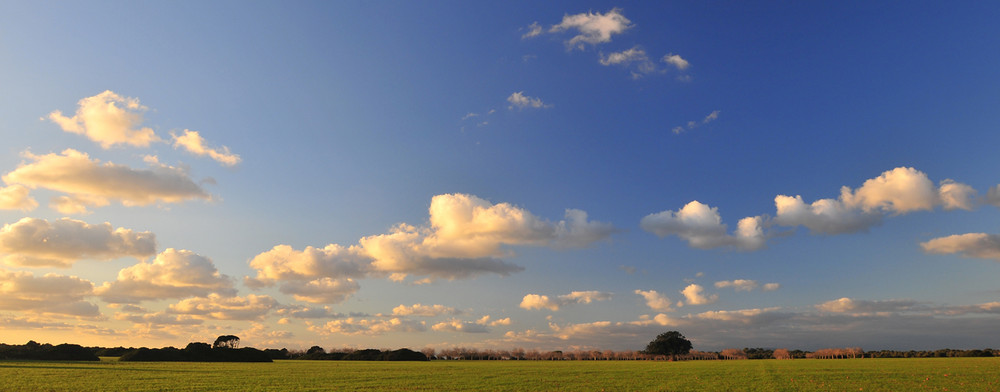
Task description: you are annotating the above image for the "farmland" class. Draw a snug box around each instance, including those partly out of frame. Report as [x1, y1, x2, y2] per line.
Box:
[1, 357, 997, 391]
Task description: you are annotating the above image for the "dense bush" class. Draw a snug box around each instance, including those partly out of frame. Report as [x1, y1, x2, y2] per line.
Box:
[118, 343, 272, 362]
[0, 342, 99, 361]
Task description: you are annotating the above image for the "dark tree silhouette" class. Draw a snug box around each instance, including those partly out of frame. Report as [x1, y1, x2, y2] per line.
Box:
[213, 335, 240, 349]
[644, 331, 693, 361]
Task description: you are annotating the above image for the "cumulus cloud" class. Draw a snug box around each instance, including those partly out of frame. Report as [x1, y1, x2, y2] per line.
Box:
[662, 53, 690, 70]
[640, 201, 766, 250]
[0, 185, 37, 211]
[634, 289, 673, 312]
[96, 248, 235, 303]
[170, 129, 241, 167]
[921, 233, 1000, 260]
[549, 8, 632, 49]
[309, 317, 426, 336]
[48, 90, 161, 149]
[507, 92, 550, 110]
[681, 284, 718, 305]
[520, 291, 612, 311]
[0, 268, 99, 317]
[168, 293, 278, 320]
[0, 217, 155, 268]
[247, 194, 612, 286]
[246, 244, 371, 286]
[3, 149, 210, 212]
[775, 167, 977, 235]
[393, 304, 459, 317]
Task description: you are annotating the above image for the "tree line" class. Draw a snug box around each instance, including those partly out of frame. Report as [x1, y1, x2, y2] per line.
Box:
[3, 330, 997, 362]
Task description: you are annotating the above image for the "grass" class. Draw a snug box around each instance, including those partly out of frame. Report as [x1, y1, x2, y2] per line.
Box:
[0, 357, 996, 391]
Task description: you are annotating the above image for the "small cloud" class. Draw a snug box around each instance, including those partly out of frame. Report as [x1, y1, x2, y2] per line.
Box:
[170, 129, 241, 167]
[549, 8, 632, 50]
[662, 53, 690, 70]
[521, 22, 543, 39]
[461, 112, 479, 121]
[392, 304, 459, 317]
[520, 291, 612, 311]
[507, 91, 550, 110]
[0, 185, 37, 211]
[681, 284, 718, 305]
[640, 200, 766, 251]
[48, 90, 161, 149]
[634, 289, 673, 312]
[714, 279, 758, 292]
[921, 233, 1000, 260]
[672, 110, 720, 134]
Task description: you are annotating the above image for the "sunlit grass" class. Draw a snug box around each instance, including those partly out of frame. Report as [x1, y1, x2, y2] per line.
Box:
[0, 357, 996, 391]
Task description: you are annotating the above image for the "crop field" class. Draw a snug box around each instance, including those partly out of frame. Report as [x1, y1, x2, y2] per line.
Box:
[1, 357, 997, 391]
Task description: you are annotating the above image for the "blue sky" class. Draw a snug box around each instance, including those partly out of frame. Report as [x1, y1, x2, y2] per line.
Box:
[2, 1, 1000, 352]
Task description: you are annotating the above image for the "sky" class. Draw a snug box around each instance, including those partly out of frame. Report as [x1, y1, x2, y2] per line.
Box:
[2, 1, 1000, 352]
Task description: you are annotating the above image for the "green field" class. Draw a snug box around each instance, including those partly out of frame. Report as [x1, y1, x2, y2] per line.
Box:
[1, 358, 997, 391]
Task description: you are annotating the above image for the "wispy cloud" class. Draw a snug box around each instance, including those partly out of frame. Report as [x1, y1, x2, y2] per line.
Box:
[0, 185, 37, 211]
[672, 110, 720, 134]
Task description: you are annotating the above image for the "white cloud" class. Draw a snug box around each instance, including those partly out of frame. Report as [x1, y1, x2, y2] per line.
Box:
[774, 167, 977, 235]
[432, 319, 489, 333]
[921, 233, 1000, 260]
[694, 307, 782, 323]
[0, 185, 37, 211]
[0, 268, 99, 317]
[96, 248, 235, 303]
[392, 304, 459, 317]
[937, 179, 977, 211]
[507, 92, 550, 110]
[247, 194, 613, 285]
[522, 22, 543, 39]
[634, 289, 673, 312]
[714, 279, 758, 292]
[168, 293, 278, 320]
[309, 317, 426, 336]
[246, 244, 371, 287]
[0, 217, 155, 268]
[278, 277, 359, 304]
[599, 47, 656, 77]
[171, 129, 241, 167]
[762, 283, 781, 291]
[549, 8, 632, 49]
[3, 149, 210, 212]
[48, 90, 161, 149]
[640, 201, 766, 250]
[662, 53, 690, 70]
[681, 284, 718, 305]
[520, 291, 612, 311]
